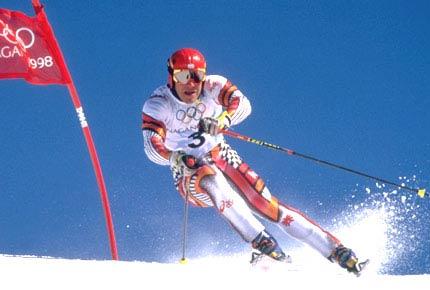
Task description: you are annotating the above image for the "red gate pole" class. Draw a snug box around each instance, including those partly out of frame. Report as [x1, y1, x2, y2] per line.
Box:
[32, 0, 119, 260]
[67, 83, 119, 261]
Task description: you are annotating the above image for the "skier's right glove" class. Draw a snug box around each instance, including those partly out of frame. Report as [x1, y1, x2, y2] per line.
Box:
[169, 151, 199, 176]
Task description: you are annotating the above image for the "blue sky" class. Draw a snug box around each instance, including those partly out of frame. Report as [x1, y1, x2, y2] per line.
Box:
[0, 0, 429, 274]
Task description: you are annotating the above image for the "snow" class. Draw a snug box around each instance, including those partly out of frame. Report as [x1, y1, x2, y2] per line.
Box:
[1, 254, 429, 290]
[1, 181, 428, 289]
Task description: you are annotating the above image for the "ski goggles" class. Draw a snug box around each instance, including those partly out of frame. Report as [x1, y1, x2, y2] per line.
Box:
[172, 68, 206, 84]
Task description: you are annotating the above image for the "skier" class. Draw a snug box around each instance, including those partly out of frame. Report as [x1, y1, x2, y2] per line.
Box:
[141, 48, 368, 275]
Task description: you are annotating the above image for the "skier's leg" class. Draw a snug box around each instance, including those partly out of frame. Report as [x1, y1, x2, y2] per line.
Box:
[170, 157, 265, 240]
[208, 142, 366, 273]
[200, 166, 264, 242]
[199, 166, 287, 261]
[170, 152, 287, 261]
[277, 202, 368, 275]
[277, 202, 339, 257]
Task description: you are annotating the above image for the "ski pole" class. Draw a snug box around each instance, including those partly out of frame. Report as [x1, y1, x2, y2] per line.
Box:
[179, 180, 190, 264]
[221, 130, 427, 198]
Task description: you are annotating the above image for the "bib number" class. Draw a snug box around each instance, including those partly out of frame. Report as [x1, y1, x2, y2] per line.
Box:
[188, 132, 206, 148]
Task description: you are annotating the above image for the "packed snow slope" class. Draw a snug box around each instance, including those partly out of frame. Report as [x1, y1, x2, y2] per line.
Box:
[1, 254, 429, 290]
[1, 179, 428, 290]
[1, 183, 429, 290]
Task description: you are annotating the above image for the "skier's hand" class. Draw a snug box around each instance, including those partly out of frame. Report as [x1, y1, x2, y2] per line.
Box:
[199, 117, 218, 135]
[169, 151, 199, 176]
[199, 111, 231, 136]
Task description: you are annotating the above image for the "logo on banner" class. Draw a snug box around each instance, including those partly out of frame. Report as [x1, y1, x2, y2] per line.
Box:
[0, 21, 54, 69]
[0, 22, 35, 58]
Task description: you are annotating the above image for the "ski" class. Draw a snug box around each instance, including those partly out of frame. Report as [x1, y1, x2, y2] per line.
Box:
[351, 259, 370, 277]
[250, 251, 292, 265]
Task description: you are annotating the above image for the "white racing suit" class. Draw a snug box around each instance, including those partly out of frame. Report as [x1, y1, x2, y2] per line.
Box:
[142, 75, 341, 259]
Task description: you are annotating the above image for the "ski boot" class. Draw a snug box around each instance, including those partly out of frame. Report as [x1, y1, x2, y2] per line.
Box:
[250, 230, 291, 264]
[328, 244, 370, 276]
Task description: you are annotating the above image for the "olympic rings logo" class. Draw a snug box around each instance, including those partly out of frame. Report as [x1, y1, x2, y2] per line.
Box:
[176, 103, 206, 124]
[0, 22, 35, 49]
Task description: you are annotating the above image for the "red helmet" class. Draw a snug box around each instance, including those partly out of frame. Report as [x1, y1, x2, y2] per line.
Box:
[167, 48, 206, 87]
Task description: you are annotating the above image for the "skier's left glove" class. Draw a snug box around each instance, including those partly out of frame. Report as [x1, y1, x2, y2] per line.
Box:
[199, 111, 231, 136]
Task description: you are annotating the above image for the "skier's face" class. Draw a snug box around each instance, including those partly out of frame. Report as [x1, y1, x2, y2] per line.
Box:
[175, 77, 203, 104]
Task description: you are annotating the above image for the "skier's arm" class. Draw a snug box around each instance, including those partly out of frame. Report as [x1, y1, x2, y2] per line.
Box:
[200, 76, 252, 135]
[217, 79, 252, 126]
[142, 113, 171, 166]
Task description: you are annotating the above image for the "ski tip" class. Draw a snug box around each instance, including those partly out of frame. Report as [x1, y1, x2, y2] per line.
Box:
[354, 259, 370, 277]
[417, 188, 426, 198]
[179, 258, 189, 265]
[285, 255, 293, 263]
